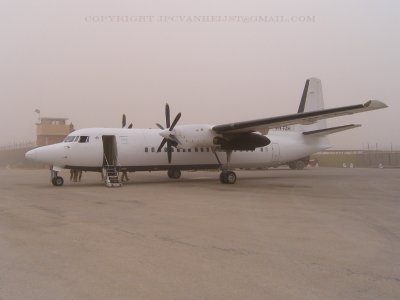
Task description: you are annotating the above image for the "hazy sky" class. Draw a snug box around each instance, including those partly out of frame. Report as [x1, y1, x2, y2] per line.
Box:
[1, 0, 399, 149]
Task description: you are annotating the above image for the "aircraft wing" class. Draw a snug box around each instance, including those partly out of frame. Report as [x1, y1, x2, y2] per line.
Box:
[212, 100, 387, 134]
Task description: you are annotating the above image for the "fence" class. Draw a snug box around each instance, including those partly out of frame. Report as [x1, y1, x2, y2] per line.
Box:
[0, 141, 36, 151]
[313, 150, 400, 168]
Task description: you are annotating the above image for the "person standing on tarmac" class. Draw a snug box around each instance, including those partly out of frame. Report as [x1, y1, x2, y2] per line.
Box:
[78, 170, 83, 182]
[121, 167, 129, 182]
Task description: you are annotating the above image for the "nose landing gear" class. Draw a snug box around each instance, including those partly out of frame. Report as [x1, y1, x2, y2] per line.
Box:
[51, 167, 64, 186]
[52, 176, 64, 186]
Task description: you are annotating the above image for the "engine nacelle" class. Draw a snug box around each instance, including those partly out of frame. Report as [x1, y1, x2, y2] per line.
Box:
[171, 124, 218, 148]
[167, 125, 270, 151]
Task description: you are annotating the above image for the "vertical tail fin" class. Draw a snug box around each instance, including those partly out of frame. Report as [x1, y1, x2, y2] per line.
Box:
[296, 77, 327, 131]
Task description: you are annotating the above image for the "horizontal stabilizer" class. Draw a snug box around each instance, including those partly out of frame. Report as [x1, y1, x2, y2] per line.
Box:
[302, 124, 361, 136]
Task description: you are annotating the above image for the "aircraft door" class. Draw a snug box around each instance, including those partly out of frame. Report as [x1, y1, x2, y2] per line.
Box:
[102, 135, 118, 167]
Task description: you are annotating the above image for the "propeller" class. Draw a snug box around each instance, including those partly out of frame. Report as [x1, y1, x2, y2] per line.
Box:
[122, 114, 126, 128]
[122, 114, 133, 128]
[156, 103, 181, 163]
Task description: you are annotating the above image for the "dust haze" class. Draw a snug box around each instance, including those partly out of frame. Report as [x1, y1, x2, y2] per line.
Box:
[1, 0, 398, 149]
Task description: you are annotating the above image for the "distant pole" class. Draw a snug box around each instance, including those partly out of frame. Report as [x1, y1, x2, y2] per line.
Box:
[34, 109, 41, 122]
[367, 143, 371, 166]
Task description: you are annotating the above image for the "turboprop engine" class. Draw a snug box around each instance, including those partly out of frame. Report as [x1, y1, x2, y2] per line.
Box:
[166, 125, 270, 151]
[167, 124, 219, 148]
[155, 104, 269, 164]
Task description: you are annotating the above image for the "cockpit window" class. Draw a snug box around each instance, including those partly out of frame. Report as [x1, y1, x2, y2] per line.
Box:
[78, 136, 89, 143]
[64, 136, 76, 142]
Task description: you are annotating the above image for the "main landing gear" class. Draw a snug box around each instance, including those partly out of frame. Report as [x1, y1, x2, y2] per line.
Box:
[168, 168, 181, 179]
[288, 157, 309, 170]
[219, 170, 237, 184]
[218, 149, 237, 184]
[51, 168, 64, 186]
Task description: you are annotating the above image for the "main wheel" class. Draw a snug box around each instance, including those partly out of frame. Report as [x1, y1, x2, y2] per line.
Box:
[220, 171, 237, 184]
[295, 160, 306, 170]
[168, 169, 181, 179]
[52, 176, 64, 186]
[219, 172, 226, 183]
[288, 160, 306, 170]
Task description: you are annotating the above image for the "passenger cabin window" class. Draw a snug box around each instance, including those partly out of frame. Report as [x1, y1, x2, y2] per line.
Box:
[78, 136, 89, 143]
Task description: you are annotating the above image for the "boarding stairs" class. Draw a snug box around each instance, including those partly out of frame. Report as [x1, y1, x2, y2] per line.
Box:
[103, 166, 122, 187]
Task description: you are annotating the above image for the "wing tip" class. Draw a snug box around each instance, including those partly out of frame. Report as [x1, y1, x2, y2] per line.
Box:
[364, 100, 388, 109]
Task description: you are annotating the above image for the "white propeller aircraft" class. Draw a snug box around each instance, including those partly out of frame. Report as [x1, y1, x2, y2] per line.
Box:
[25, 78, 387, 186]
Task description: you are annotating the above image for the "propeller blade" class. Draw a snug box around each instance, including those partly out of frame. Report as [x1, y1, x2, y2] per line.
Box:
[165, 103, 170, 128]
[167, 140, 172, 164]
[128, 123, 133, 129]
[169, 112, 181, 131]
[156, 123, 164, 130]
[157, 139, 167, 152]
[158, 103, 181, 164]
[122, 114, 127, 128]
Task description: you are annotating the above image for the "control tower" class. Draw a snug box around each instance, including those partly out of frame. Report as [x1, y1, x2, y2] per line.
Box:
[36, 117, 75, 146]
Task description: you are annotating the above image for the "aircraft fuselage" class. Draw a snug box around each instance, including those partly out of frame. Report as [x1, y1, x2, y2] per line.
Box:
[25, 126, 329, 172]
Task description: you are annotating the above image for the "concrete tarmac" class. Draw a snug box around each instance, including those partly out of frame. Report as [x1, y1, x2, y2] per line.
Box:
[1, 168, 400, 300]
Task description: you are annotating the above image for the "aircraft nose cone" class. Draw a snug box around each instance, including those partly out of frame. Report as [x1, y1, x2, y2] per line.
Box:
[25, 149, 37, 161]
[24, 144, 67, 166]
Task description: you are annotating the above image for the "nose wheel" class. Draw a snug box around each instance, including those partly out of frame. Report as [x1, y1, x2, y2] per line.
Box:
[220, 170, 237, 184]
[50, 168, 64, 186]
[52, 176, 64, 186]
